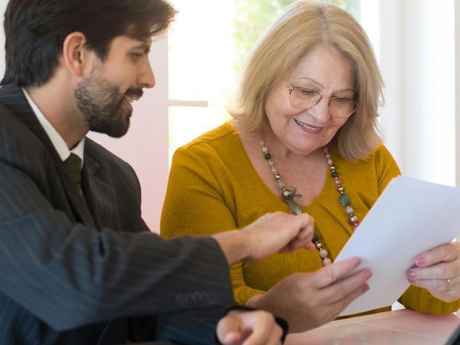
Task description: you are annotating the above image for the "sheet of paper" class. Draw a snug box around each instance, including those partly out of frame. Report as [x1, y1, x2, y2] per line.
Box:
[335, 176, 460, 316]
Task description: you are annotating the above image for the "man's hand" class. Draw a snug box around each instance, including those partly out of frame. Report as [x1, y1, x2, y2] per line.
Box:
[216, 309, 284, 345]
[213, 212, 314, 265]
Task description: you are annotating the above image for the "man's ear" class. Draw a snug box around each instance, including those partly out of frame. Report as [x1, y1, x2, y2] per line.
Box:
[62, 32, 92, 77]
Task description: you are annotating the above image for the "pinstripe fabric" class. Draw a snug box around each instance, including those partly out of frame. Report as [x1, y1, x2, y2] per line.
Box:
[0, 84, 234, 345]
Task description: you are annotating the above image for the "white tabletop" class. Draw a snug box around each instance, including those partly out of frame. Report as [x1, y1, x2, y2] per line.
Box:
[285, 309, 460, 345]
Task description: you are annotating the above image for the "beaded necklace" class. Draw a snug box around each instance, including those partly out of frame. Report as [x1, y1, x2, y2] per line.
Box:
[259, 140, 359, 266]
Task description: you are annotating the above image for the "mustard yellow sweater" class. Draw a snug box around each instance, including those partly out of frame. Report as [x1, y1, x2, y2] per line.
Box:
[161, 121, 460, 315]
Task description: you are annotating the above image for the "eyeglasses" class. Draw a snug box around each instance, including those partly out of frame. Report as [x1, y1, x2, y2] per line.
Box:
[283, 81, 359, 119]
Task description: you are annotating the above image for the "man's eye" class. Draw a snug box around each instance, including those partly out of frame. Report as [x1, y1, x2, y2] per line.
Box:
[131, 53, 144, 60]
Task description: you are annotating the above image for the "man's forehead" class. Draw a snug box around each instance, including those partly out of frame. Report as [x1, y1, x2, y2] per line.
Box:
[114, 35, 152, 50]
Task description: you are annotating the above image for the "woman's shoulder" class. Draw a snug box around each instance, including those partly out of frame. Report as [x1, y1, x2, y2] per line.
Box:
[169, 120, 251, 183]
[179, 120, 242, 154]
[368, 143, 400, 171]
[338, 143, 394, 163]
[333, 143, 399, 174]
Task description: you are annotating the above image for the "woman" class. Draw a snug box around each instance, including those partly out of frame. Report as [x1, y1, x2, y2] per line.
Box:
[161, 1, 460, 333]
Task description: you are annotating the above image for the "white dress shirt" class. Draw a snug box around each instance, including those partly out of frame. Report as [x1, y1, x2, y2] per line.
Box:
[22, 88, 85, 166]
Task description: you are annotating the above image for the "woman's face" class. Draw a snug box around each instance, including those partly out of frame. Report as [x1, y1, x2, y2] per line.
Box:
[264, 44, 355, 156]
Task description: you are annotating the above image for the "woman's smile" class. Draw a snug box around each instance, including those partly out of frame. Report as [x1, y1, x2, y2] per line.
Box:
[294, 118, 323, 134]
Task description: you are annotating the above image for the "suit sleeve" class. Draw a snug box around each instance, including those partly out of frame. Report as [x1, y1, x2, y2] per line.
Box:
[0, 158, 234, 332]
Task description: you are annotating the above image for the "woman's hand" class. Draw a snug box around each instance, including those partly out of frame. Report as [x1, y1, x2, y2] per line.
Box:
[407, 242, 460, 302]
[246, 257, 371, 333]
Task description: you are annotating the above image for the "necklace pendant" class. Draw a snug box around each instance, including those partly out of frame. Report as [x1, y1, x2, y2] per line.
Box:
[261, 141, 359, 267]
[286, 199, 302, 216]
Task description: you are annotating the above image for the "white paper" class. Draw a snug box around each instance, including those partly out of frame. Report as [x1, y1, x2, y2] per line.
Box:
[335, 176, 460, 316]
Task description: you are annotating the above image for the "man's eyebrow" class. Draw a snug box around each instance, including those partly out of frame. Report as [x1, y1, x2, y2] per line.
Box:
[132, 43, 151, 53]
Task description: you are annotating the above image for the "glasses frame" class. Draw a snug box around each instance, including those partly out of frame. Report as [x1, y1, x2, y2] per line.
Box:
[283, 81, 359, 119]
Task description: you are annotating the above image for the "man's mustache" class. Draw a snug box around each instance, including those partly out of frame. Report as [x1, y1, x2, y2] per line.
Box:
[125, 88, 143, 99]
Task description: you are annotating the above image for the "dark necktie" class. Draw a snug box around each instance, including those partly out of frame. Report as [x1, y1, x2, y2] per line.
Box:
[63, 153, 82, 187]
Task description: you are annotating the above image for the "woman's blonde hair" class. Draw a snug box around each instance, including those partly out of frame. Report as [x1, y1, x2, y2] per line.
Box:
[231, 1, 384, 160]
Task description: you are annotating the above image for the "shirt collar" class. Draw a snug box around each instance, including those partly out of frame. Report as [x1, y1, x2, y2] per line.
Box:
[22, 87, 85, 167]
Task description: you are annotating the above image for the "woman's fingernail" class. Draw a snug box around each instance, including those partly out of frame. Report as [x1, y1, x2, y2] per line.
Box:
[364, 270, 372, 280]
[407, 270, 416, 279]
[362, 284, 370, 293]
[416, 256, 425, 266]
[351, 257, 361, 266]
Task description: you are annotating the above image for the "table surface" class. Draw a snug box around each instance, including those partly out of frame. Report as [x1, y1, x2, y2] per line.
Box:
[285, 309, 460, 345]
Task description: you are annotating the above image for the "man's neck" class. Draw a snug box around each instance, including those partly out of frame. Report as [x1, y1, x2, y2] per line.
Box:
[25, 79, 88, 150]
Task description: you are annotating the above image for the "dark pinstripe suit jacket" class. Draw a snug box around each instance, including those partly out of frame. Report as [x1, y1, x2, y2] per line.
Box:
[0, 84, 234, 345]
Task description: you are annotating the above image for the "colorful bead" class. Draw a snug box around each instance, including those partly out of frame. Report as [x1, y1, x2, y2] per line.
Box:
[281, 190, 292, 199]
[277, 181, 285, 189]
[264, 153, 271, 160]
[334, 178, 342, 185]
[349, 215, 359, 224]
[323, 258, 332, 265]
[319, 249, 328, 258]
[346, 206, 354, 215]
[332, 171, 338, 178]
[339, 193, 350, 206]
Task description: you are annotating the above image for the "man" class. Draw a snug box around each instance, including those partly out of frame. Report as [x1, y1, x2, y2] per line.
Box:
[0, 0, 316, 344]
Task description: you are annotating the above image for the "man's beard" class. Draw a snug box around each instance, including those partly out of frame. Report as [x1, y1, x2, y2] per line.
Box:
[74, 75, 143, 138]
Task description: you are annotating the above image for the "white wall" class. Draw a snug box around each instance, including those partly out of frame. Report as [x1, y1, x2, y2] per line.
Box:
[376, 0, 457, 187]
[456, 1, 460, 187]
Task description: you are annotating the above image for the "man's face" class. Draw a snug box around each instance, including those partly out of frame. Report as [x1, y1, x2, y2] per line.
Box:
[74, 36, 154, 138]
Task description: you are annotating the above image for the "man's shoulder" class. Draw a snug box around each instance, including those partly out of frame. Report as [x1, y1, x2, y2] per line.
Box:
[0, 101, 46, 156]
[85, 137, 135, 174]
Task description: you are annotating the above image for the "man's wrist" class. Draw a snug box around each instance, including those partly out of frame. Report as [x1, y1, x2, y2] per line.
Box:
[213, 230, 250, 265]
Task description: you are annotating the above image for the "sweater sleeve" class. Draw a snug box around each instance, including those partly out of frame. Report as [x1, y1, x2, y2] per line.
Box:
[161, 144, 266, 305]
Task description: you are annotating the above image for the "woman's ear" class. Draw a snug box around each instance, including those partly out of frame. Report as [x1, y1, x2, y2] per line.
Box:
[61, 32, 90, 77]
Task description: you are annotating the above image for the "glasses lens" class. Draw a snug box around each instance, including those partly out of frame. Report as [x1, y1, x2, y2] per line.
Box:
[291, 88, 321, 109]
[329, 98, 358, 118]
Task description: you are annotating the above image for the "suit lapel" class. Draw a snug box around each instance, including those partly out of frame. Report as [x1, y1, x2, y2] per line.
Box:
[82, 149, 119, 231]
[0, 84, 97, 228]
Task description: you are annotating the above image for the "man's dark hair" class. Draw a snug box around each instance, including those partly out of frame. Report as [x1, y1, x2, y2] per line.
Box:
[1, 0, 176, 87]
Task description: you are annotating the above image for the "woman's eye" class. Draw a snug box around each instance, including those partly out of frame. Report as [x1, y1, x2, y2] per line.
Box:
[298, 88, 316, 96]
[333, 97, 352, 104]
